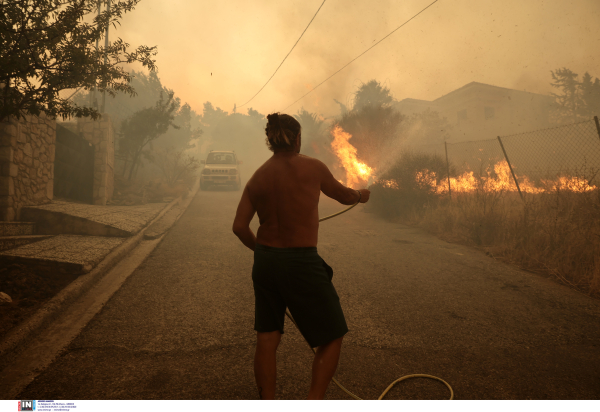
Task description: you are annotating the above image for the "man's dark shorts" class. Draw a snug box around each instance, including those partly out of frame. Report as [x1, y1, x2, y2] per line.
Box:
[252, 243, 348, 348]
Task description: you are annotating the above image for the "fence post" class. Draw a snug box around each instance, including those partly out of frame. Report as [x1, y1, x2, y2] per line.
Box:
[497, 136, 524, 202]
[444, 141, 452, 198]
[594, 116, 600, 142]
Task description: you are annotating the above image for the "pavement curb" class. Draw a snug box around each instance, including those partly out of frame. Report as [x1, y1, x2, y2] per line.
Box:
[0, 178, 200, 368]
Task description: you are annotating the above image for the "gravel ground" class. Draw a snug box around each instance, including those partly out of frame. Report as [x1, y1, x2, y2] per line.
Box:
[17, 188, 600, 400]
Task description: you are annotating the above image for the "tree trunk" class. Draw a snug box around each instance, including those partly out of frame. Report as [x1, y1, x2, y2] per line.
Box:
[127, 150, 142, 181]
[121, 153, 130, 177]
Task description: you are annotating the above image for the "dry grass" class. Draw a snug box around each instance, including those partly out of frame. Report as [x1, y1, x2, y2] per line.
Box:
[369, 151, 600, 297]
[418, 189, 600, 296]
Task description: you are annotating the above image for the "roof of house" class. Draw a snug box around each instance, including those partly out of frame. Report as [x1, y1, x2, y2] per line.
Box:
[394, 81, 552, 106]
[433, 81, 552, 103]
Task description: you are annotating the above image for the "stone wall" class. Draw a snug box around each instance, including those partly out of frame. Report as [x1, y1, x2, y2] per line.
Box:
[76, 115, 115, 205]
[0, 114, 56, 221]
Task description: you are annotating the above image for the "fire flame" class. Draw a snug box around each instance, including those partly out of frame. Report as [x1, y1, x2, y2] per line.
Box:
[330, 125, 374, 188]
[328, 126, 596, 194]
[418, 161, 597, 194]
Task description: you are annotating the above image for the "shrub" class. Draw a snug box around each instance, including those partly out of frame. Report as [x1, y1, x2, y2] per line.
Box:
[369, 150, 449, 218]
[146, 147, 200, 187]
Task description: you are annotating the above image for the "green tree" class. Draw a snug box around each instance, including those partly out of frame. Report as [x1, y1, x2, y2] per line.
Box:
[550, 68, 600, 122]
[580, 72, 600, 119]
[199, 105, 274, 172]
[0, 0, 157, 122]
[550, 68, 581, 122]
[337, 104, 403, 168]
[246, 107, 265, 130]
[73, 70, 165, 126]
[76, 70, 203, 151]
[160, 102, 203, 149]
[200, 101, 229, 129]
[120, 92, 179, 180]
[294, 108, 331, 162]
[352, 79, 394, 110]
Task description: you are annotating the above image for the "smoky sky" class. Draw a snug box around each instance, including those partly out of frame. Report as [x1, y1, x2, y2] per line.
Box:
[113, 0, 600, 117]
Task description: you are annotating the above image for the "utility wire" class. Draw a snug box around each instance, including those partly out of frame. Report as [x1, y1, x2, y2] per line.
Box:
[282, 0, 440, 112]
[65, 86, 84, 101]
[238, 0, 327, 109]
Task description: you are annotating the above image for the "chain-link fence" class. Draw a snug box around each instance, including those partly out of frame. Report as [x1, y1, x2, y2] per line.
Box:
[411, 117, 600, 190]
[498, 119, 600, 182]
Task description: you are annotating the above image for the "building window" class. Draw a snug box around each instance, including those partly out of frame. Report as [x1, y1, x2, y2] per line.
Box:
[457, 109, 467, 124]
[485, 106, 495, 120]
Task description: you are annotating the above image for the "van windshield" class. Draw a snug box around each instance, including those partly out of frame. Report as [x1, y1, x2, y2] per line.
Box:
[206, 153, 235, 164]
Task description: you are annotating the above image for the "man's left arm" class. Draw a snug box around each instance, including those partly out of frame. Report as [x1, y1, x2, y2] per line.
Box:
[232, 185, 257, 251]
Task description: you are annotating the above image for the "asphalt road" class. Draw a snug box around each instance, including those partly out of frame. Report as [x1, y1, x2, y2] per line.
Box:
[18, 188, 600, 400]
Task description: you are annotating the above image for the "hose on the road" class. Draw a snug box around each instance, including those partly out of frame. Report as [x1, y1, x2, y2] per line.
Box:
[291, 198, 455, 400]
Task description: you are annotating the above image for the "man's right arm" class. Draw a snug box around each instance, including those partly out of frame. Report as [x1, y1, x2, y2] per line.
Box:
[318, 160, 370, 205]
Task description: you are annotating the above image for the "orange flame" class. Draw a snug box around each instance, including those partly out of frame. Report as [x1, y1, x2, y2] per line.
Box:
[330, 125, 374, 188]
[414, 161, 596, 194]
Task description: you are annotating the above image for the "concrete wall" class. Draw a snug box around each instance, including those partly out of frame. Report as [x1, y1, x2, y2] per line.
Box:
[76, 116, 115, 205]
[0, 114, 55, 221]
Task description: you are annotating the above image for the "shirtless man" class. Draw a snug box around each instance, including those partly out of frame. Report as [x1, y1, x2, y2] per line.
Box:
[232, 112, 370, 400]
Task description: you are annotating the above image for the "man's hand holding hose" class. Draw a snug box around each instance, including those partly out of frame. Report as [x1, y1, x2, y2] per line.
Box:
[357, 188, 370, 203]
[319, 187, 370, 223]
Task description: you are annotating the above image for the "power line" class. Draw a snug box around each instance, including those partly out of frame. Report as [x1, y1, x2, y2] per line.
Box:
[238, 0, 327, 109]
[282, 0, 440, 112]
[65, 86, 84, 101]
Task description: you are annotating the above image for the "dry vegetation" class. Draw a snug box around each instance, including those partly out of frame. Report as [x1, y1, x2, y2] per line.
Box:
[369, 151, 600, 297]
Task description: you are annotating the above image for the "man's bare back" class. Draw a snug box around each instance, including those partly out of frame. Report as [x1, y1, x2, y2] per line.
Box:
[233, 151, 369, 250]
[232, 112, 371, 400]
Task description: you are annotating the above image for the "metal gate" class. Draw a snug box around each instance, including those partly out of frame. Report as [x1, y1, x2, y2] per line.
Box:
[54, 124, 94, 203]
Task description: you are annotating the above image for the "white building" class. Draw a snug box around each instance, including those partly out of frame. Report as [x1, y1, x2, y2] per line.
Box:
[394, 82, 554, 142]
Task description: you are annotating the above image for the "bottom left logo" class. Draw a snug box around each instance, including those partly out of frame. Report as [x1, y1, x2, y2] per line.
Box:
[18, 400, 36, 411]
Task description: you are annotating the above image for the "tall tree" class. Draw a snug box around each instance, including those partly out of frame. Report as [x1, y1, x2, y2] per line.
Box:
[294, 108, 329, 160]
[73, 70, 165, 126]
[120, 92, 179, 180]
[337, 104, 403, 168]
[247, 107, 265, 130]
[352, 79, 394, 111]
[0, 0, 157, 122]
[580, 72, 600, 119]
[550, 68, 583, 123]
[331, 80, 403, 170]
[76, 70, 203, 151]
[550, 68, 600, 122]
[200, 101, 228, 129]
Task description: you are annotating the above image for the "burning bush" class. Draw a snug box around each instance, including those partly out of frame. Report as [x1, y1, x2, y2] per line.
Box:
[337, 103, 403, 168]
[368, 150, 451, 218]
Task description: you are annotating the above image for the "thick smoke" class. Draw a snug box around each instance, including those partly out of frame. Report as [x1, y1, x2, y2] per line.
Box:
[112, 0, 600, 119]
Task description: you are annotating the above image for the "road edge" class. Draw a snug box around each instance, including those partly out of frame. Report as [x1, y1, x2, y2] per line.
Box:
[0, 178, 200, 369]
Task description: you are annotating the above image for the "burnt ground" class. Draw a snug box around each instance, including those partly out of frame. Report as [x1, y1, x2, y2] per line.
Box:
[13, 188, 600, 400]
[0, 264, 78, 339]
